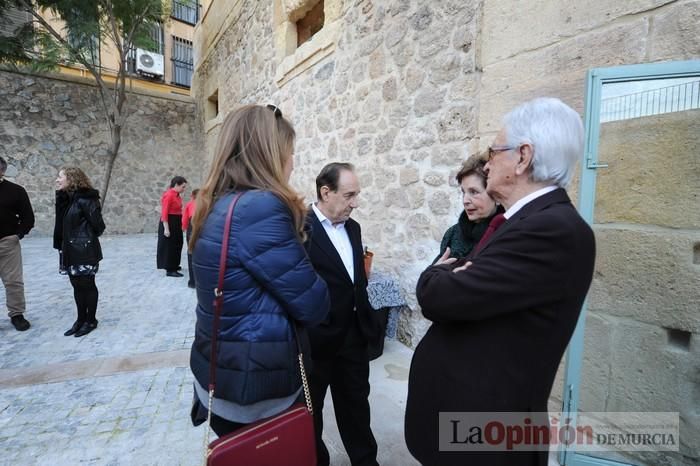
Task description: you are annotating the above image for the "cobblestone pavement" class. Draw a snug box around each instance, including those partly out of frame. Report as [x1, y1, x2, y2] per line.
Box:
[0, 234, 418, 466]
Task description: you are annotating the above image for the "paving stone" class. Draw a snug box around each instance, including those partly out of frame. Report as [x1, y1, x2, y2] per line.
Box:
[0, 235, 422, 465]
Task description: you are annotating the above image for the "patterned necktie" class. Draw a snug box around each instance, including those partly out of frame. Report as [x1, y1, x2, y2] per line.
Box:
[474, 213, 506, 253]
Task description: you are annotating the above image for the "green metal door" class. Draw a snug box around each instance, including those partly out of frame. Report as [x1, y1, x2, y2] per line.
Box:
[559, 60, 700, 466]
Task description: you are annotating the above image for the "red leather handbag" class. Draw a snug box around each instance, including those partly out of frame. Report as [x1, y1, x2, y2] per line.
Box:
[203, 192, 317, 466]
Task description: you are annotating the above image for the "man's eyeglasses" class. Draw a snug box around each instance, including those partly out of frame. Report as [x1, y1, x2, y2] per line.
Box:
[266, 104, 282, 118]
[487, 145, 518, 162]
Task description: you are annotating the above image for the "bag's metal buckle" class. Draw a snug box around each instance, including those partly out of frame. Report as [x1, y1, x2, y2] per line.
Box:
[214, 288, 223, 298]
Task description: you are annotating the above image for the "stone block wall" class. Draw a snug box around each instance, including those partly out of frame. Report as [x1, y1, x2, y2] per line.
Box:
[577, 110, 700, 465]
[194, 0, 699, 331]
[192, 1, 699, 461]
[596, 111, 700, 230]
[0, 70, 203, 235]
[195, 0, 483, 311]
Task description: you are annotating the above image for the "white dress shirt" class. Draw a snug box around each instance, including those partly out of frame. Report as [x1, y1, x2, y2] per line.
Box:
[312, 203, 355, 283]
[504, 186, 558, 219]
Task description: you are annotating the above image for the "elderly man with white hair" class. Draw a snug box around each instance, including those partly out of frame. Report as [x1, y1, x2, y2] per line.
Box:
[405, 97, 596, 466]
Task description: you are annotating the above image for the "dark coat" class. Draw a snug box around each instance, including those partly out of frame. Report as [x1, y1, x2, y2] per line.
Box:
[405, 188, 596, 466]
[303, 209, 383, 359]
[0, 179, 34, 239]
[189, 191, 330, 405]
[435, 207, 504, 262]
[53, 188, 105, 266]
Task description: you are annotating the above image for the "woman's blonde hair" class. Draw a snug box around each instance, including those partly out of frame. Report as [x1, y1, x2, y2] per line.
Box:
[60, 166, 94, 191]
[189, 105, 305, 250]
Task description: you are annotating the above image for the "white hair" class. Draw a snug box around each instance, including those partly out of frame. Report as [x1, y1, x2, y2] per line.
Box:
[503, 97, 584, 188]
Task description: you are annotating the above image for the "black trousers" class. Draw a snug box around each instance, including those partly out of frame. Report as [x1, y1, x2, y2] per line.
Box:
[190, 389, 247, 437]
[69, 275, 98, 324]
[202, 395, 304, 438]
[210, 414, 246, 437]
[186, 224, 195, 286]
[311, 317, 378, 466]
[156, 215, 183, 272]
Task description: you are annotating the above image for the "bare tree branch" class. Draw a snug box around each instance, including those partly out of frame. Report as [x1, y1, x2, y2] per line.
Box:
[123, 3, 155, 65]
[99, 1, 124, 119]
[102, 1, 123, 55]
[116, 2, 155, 129]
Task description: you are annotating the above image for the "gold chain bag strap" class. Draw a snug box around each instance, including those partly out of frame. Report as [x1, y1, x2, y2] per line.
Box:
[202, 192, 317, 466]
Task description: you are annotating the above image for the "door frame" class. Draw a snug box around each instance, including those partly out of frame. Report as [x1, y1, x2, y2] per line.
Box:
[558, 59, 700, 466]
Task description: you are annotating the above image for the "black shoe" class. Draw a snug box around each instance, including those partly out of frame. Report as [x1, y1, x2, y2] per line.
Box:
[74, 321, 98, 337]
[176, 266, 182, 271]
[166, 271, 184, 277]
[11, 315, 30, 331]
[187, 282, 195, 289]
[64, 321, 83, 336]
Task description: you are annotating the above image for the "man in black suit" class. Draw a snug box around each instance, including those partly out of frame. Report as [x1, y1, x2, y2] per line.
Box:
[405, 97, 596, 466]
[305, 162, 380, 466]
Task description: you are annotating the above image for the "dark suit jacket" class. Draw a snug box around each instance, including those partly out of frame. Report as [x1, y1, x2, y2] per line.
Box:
[405, 188, 596, 466]
[304, 209, 382, 359]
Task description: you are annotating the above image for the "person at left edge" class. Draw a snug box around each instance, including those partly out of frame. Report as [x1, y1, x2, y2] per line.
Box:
[0, 156, 34, 331]
[157, 176, 187, 277]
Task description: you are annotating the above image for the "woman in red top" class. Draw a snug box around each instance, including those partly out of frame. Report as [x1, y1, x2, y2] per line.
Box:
[157, 176, 187, 276]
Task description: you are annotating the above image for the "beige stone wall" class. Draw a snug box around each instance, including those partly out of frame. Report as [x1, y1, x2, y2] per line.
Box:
[593, 111, 700, 333]
[597, 110, 700, 229]
[195, 0, 483, 310]
[0, 70, 203, 235]
[576, 110, 700, 465]
[194, 0, 699, 330]
[193, 2, 699, 461]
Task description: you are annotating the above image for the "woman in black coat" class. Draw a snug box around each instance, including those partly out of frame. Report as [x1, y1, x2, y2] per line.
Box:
[54, 167, 106, 337]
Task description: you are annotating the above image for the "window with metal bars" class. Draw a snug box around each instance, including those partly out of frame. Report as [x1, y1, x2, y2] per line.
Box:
[171, 0, 199, 25]
[67, 31, 100, 68]
[171, 36, 193, 88]
[126, 22, 164, 75]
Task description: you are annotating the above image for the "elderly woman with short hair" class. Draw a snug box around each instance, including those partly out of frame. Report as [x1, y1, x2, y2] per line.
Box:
[435, 153, 502, 263]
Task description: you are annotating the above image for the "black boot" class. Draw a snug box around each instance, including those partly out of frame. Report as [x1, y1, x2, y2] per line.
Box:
[74, 321, 98, 337]
[64, 321, 83, 336]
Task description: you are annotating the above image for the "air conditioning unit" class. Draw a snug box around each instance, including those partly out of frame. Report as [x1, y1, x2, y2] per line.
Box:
[136, 48, 164, 77]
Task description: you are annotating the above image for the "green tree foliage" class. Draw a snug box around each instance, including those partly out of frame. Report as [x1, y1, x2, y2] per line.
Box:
[0, 0, 171, 203]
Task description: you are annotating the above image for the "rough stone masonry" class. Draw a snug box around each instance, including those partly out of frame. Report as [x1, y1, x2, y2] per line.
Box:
[0, 70, 203, 235]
